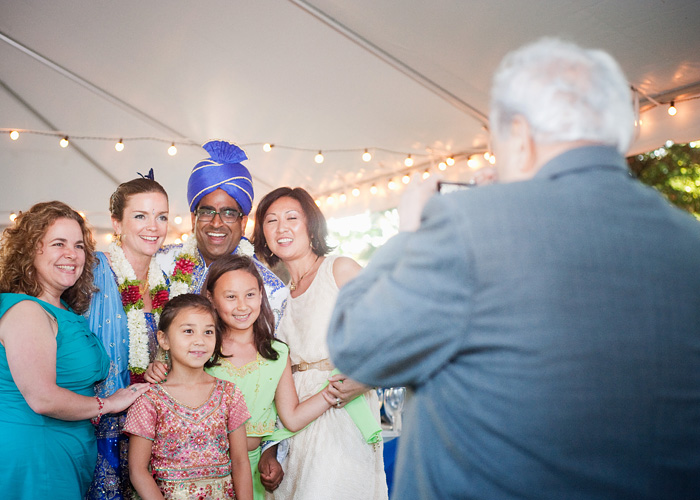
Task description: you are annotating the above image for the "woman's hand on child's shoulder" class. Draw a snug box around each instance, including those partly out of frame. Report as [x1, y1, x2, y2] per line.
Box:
[144, 361, 168, 384]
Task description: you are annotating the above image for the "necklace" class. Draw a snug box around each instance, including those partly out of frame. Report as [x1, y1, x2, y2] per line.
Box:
[289, 255, 320, 291]
[108, 242, 169, 374]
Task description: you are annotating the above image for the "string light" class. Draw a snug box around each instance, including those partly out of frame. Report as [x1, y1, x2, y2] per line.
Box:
[402, 174, 411, 184]
[181, 233, 190, 241]
[484, 152, 491, 160]
[489, 155, 496, 165]
[467, 157, 479, 169]
[9, 130, 19, 141]
[326, 195, 335, 205]
[9, 213, 17, 222]
[168, 143, 177, 156]
[352, 187, 361, 197]
[422, 170, 430, 179]
[404, 154, 413, 167]
[362, 149, 372, 162]
[174, 216, 183, 225]
[315, 151, 324, 164]
[115, 139, 124, 152]
[263, 143, 273, 152]
[59, 136, 69, 148]
[370, 184, 378, 195]
[446, 156, 455, 166]
[668, 101, 677, 116]
[388, 179, 397, 190]
[339, 193, 347, 203]
[438, 161, 447, 171]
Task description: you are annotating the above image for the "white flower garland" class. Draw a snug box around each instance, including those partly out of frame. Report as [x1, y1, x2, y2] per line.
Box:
[108, 241, 168, 374]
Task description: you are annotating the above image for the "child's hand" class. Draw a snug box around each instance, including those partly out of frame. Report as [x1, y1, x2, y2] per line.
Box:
[144, 361, 168, 384]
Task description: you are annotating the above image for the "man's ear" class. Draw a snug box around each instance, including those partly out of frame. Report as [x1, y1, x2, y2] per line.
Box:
[510, 115, 537, 176]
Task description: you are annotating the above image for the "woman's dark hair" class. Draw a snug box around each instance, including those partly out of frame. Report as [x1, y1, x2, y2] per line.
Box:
[252, 187, 333, 267]
[109, 177, 168, 221]
[157, 293, 222, 368]
[202, 254, 279, 360]
[0, 201, 97, 313]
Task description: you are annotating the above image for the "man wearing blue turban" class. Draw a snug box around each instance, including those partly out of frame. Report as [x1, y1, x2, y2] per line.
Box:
[157, 140, 288, 326]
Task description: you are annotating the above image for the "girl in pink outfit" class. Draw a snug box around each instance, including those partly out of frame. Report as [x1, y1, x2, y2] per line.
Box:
[124, 294, 253, 500]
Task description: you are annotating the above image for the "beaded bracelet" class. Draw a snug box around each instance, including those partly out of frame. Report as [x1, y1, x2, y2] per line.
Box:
[91, 396, 104, 426]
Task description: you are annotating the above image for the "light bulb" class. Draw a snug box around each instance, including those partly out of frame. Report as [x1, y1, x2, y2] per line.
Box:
[315, 151, 324, 164]
[263, 143, 273, 152]
[446, 156, 455, 166]
[326, 195, 335, 205]
[467, 157, 479, 169]
[370, 184, 378, 195]
[352, 187, 361, 197]
[103, 233, 113, 243]
[404, 154, 413, 167]
[362, 149, 372, 162]
[339, 193, 347, 203]
[489, 155, 496, 165]
[174, 238, 182, 244]
[181, 233, 190, 241]
[168, 143, 177, 156]
[315, 198, 321, 207]
[422, 170, 430, 179]
[115, 139, 124, 152]
[388, 179, 397, 190]
[438, 162, 447, 171]
[402, 174, 411, 184]
[174, 216, 183, 225]
[9, 130, 19, 141]
[668, 101, 677, 116]
[59, 136, 69, 148]
[9, 213, 17, 222]
[484, 152, 491, 160]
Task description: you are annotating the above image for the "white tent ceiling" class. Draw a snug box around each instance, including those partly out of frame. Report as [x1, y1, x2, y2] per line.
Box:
[2, 0, 700, 243]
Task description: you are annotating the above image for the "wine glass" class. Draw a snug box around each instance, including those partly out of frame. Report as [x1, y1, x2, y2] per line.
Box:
[383, 387, 406, 435]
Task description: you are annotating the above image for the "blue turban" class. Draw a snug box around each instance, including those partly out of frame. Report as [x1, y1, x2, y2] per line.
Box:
[187, 140, 254, 214]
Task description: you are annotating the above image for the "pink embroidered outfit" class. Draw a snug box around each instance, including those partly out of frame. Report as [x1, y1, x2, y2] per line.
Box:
[124, 379, 250, 500]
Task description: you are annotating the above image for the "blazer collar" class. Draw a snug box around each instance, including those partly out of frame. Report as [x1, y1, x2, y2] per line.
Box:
[534, 145, 628, 181]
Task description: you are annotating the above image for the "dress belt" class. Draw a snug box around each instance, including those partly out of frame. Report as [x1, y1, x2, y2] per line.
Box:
[291, 358, 334, 373]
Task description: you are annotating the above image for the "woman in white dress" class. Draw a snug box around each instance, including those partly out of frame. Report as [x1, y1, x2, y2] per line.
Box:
[253, 187, 388, 499]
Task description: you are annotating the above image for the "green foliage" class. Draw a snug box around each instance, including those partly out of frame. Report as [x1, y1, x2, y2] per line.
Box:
[627, 142, 700, 218]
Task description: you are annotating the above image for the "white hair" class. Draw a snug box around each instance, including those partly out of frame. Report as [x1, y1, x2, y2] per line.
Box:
[490, 38, 635, 154]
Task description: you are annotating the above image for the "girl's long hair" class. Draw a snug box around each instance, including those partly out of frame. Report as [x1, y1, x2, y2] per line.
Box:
[203, 254, 279, 360]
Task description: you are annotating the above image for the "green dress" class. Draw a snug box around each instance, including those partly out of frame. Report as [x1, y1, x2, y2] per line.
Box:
[0, 294, 110, 499]
[206, 340, 288, 500]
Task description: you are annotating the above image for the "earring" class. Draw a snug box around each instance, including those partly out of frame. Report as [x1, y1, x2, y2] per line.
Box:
[114, 233, 122, 245]
[209, 354, 215, 362]
[164, 350, 169, 362]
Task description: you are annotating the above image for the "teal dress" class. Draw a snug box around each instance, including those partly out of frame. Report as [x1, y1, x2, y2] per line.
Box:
[0, 294, 110, 499]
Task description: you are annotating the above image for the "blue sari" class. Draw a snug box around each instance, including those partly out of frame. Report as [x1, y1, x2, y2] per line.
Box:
[84, 252, 160, 500]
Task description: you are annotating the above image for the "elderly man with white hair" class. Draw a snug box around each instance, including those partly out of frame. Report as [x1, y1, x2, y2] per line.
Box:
[327, 38, 700, 499]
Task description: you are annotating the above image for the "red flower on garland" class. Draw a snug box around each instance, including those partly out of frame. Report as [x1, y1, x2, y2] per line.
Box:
[152, 288, 170, 311]
[120, 283, 143, 310]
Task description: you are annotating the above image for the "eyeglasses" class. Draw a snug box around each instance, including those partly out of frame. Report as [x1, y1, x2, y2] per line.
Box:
[195, 208, 244, 223]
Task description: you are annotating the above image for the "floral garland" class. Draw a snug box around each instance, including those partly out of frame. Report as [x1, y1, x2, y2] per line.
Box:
[169, 234, 200, 297]
[168, 234, 256, 298]
[108, 242, 169, 374]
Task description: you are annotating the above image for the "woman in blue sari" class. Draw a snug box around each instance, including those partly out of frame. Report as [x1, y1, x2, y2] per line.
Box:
[85, 177, 171, 500]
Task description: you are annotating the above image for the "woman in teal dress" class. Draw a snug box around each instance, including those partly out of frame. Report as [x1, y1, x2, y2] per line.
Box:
[0, 201, 150, 500]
